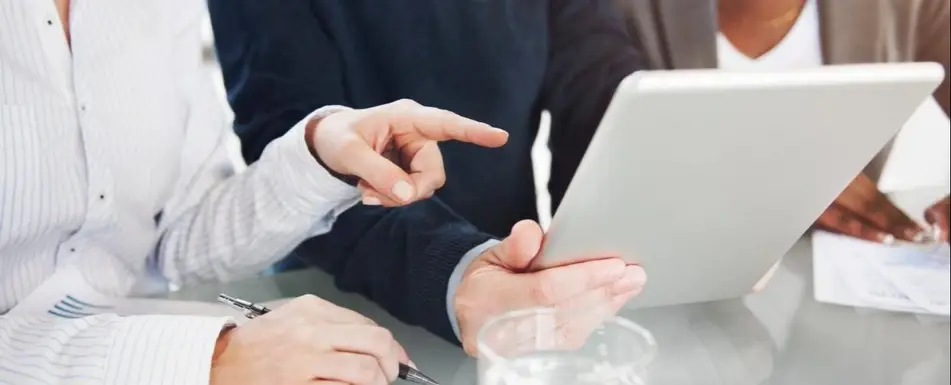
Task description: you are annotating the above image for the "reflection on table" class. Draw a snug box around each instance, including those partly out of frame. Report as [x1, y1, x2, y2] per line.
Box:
[156, 234, 949, 385]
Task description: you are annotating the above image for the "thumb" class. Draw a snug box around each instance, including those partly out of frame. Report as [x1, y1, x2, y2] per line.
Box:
[341, 143, 418, 203]
[486, 220, 544, 271]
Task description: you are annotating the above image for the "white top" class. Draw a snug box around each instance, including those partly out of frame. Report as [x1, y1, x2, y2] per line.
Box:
[717, 0, 823, 70]
[0, 0, 370, 383]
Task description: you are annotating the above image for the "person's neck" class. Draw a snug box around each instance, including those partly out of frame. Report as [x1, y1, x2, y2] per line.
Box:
[54, 0, 71, 46]
[718, 0, 805, 23]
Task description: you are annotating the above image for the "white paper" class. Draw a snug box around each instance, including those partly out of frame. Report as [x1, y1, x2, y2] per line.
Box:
[878, 97, 951, 193]
[812, 231, 950, 318]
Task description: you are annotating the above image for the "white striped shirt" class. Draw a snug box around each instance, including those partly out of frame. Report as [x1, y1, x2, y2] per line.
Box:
[0, 0, 362, 383]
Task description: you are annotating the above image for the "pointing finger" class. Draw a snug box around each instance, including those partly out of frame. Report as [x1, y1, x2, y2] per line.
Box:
[410, 107, 508, 148]
[381, 100, 508, 148]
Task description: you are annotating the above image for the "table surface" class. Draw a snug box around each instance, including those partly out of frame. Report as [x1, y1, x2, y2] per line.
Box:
[159, 189, 951, 385]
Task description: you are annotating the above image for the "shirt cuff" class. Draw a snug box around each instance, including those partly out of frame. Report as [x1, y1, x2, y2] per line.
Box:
[446, 239, 501, 340]
[104, 315, 233, 385]
[266, 106, 361, 216]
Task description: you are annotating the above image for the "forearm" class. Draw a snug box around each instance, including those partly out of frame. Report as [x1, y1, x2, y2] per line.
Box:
[0, 314, 229, 385]
[295, 199, 494, 342]
[156, 108, 360, 287]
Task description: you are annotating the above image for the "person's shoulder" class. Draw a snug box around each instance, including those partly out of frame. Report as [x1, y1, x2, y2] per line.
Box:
[117, 0, 207, 33]
[871, 0, 949, 21]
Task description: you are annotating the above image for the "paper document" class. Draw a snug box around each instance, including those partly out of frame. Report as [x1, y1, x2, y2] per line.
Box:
[812, 231, 950, 317]
[878, 97, 951, 192]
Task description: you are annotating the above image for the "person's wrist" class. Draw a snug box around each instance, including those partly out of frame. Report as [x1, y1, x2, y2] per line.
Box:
[304, 109, 360, 186]
[447, 239, 499, 341]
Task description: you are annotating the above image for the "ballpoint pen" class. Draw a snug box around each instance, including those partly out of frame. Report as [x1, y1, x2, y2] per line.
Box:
[218, 293, 440, 385]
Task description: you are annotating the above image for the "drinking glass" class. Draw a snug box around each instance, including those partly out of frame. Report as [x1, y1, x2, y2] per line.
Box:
[477, 306, 657, 385]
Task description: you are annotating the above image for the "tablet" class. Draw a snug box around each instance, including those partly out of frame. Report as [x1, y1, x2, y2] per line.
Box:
[536, 63, 944, 308]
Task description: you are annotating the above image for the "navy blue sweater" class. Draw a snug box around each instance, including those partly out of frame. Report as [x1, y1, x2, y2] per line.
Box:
[209, 0, 642, 342]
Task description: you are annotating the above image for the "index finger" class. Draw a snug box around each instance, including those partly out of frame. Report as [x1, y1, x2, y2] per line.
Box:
[288, 295, 379, 325]
[520, 258, 627, 306]
[394, 105, 509, 148]
[835, 179, 922, 241]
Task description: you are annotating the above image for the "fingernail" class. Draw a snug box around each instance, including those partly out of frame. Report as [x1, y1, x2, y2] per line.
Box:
[878, 233, 895, 245]
[611, 266, 646, 295]
[391, 180, 415, 202]
[408, 360, 418, 369]
[362, 196, 382, 206]
[910, 229, 931, 243]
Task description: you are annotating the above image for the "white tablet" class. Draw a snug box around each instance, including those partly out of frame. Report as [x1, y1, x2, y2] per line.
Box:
[536, 63, 944, 308]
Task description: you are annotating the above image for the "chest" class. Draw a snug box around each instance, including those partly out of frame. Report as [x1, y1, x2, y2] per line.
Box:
[623, 0, 921, 70]
[310, 0, 549, 115]
[0, 1, 191, 221]
[716, 0, 824, 70]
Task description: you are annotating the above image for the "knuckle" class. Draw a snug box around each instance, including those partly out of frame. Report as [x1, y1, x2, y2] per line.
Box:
[392, 98, 420, 110]
[433, 170, 447, 187]
[342, 308, 377, 325]
[366, 325, 395, 344]
[353, 356, 381, 384]
[297, 294, 325, 308]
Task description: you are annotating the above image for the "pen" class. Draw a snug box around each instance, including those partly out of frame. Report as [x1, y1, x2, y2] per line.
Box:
[217, 293, 440, 385]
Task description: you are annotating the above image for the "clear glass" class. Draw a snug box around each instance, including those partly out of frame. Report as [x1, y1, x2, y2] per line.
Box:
[477, 307, 657, 385]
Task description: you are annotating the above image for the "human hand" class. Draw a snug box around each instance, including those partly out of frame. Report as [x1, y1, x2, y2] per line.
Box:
[924, 195, 950, 243]
[814, 173, 926, 243]
[209, 295, 411, 385]
[307, 100, 509, 206]
[453, 220, 646, 356]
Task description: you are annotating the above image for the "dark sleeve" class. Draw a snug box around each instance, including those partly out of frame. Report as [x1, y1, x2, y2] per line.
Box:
[543, 0, 647, 211]
[208, 0, 495, 343]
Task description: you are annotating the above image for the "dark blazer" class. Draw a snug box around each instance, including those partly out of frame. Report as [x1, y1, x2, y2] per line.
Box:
[208, 0, 643, 342]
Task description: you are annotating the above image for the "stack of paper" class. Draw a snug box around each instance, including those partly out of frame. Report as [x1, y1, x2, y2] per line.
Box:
[813, 231, 950, 317]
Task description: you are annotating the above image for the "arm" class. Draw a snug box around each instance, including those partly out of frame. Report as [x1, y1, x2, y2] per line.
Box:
[544, 0, 646, 211]
[208, 0, 496, 342]
[0, 314, 229, 385]
[294, 201, 496, 342]
[153, 0, 360, 286]
[914, 0, 950, 117]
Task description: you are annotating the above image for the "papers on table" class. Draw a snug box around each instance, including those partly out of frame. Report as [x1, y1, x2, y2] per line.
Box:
[813, 231, 950, 317]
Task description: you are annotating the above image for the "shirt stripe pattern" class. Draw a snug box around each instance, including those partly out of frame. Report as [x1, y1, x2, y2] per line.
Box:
[46, 296, 114, 320]
[1, 0, 360, 383]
